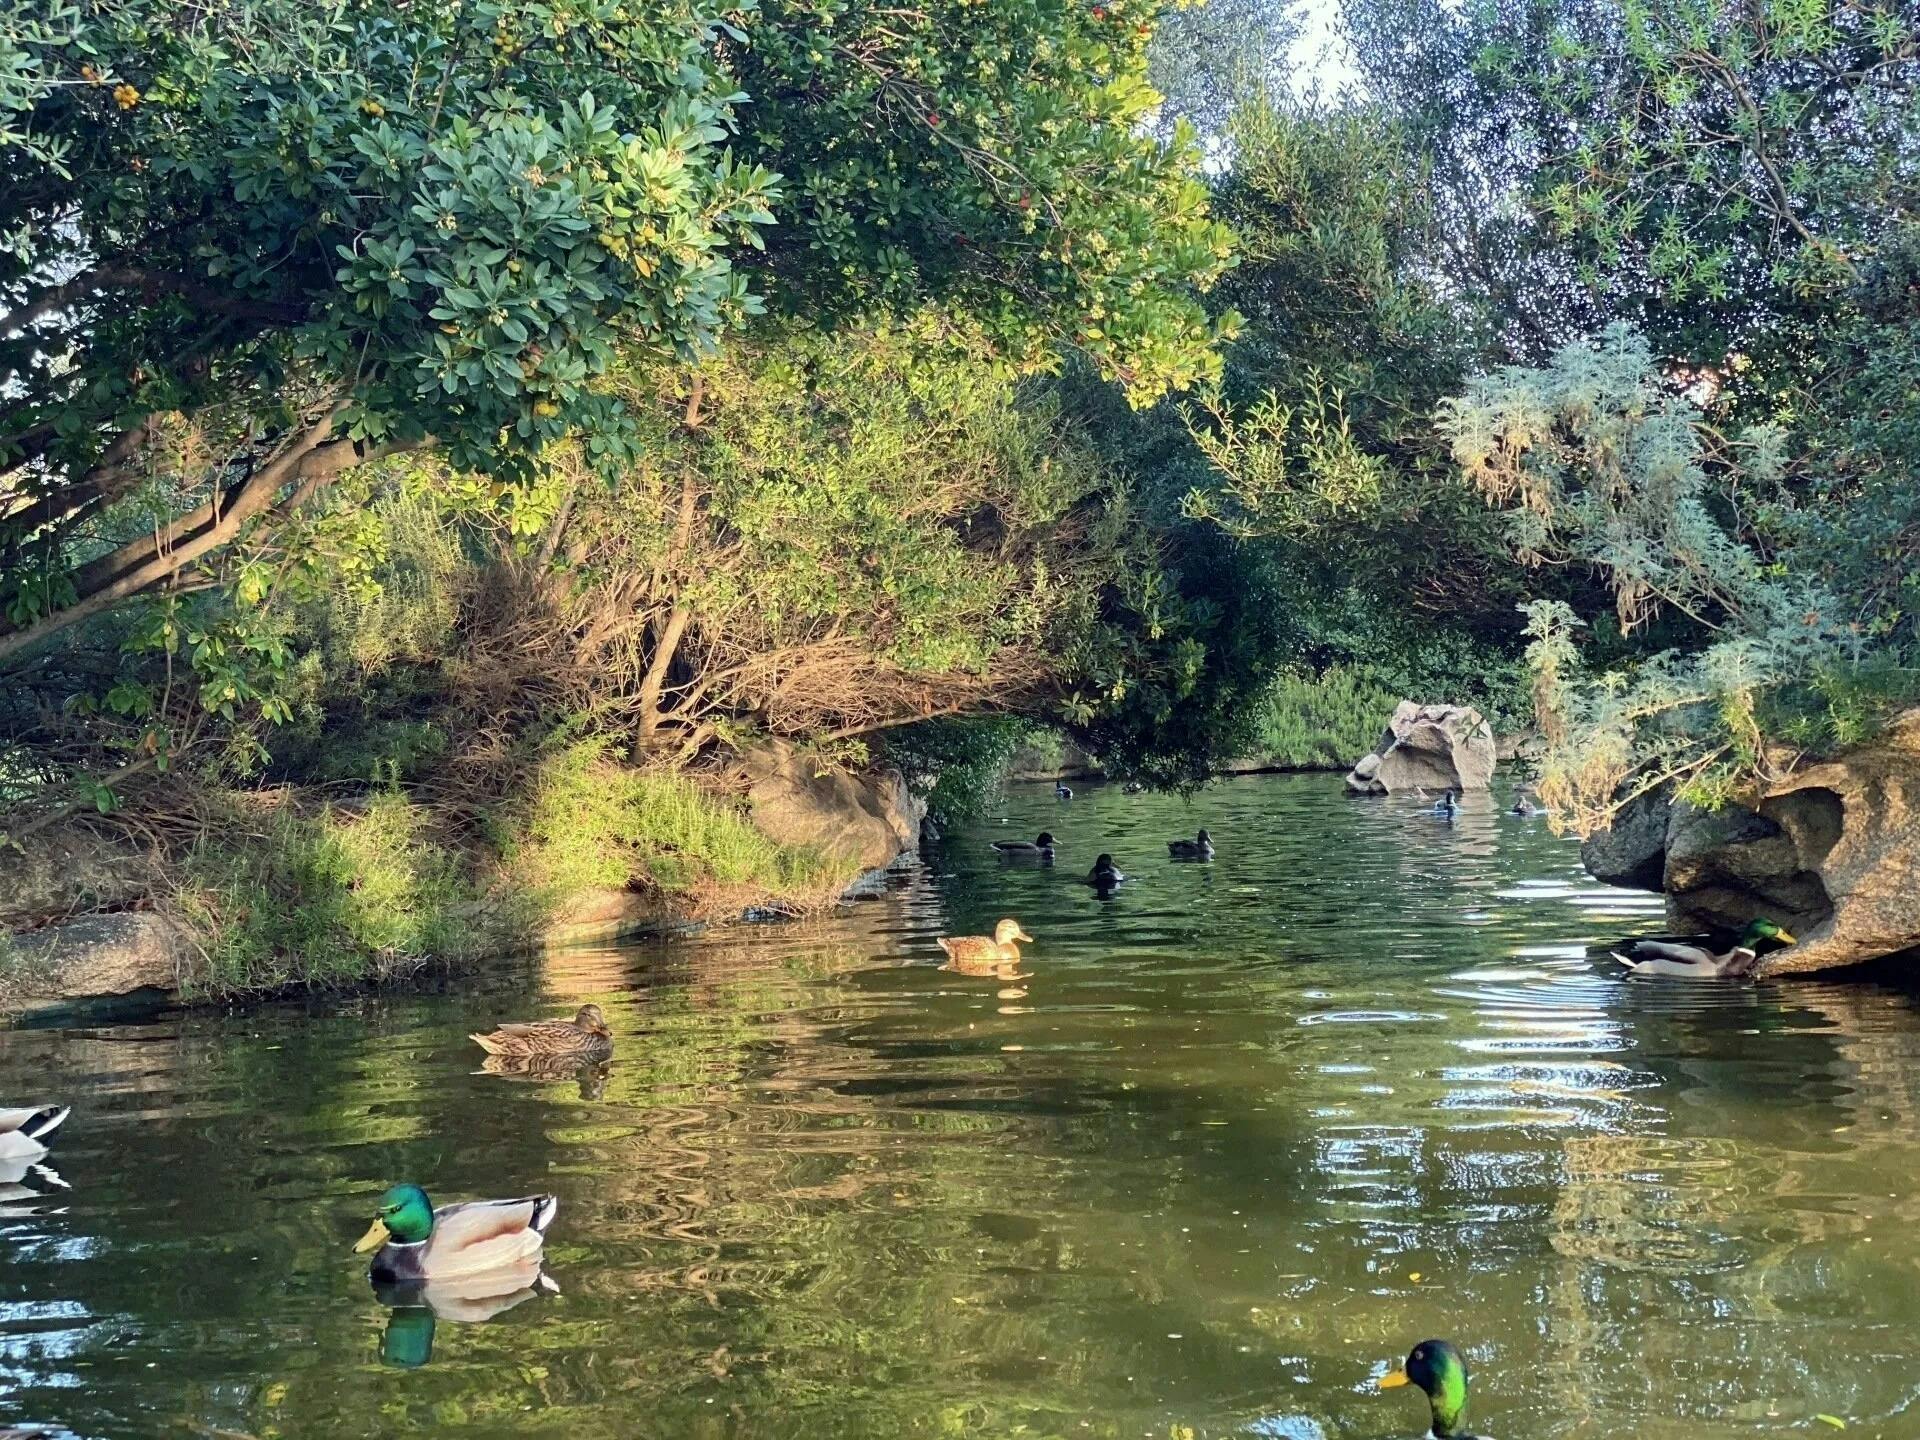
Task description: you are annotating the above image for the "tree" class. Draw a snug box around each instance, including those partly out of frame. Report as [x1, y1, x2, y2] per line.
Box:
[1147, 93, 1537, 681]
[0, 0, 1233, 667]
[1440, 325, 1891, 830]
[1147, 0, 1301, 138]
[432, 325, 1163, 764]
[1337, 0, 1920, 820]
[1342, 0, 1603, 361]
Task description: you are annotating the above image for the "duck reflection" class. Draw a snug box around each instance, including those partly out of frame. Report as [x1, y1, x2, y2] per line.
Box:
[476, 1053, 612, 1100]
[373, 1269, 557, 1368]
[0, 1154, 68, 1217]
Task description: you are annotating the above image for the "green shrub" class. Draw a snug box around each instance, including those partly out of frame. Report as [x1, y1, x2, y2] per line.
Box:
[1251, 652, 1532, 769]
[882, 717, 1037, 826]
[177, 794, 491, 997]
[273, 716, 452, 787]
[1251, 665, 1406, 768]
[510, 741, 852, 903]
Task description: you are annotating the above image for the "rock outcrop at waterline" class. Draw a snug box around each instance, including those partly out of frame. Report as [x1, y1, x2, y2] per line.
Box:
[3, 747, 927, 1016]
[1344, 701, 1497, 795]
[1580, 709, 1920, 975]
[1, 911, 194, 1012]
[732, 739, 926, 876]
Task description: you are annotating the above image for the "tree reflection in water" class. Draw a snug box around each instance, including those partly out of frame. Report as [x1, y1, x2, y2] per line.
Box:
[1, 776, 1917, 1438]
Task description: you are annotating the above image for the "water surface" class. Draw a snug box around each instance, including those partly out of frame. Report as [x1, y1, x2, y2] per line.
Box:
[3, 774, 1917, 1438]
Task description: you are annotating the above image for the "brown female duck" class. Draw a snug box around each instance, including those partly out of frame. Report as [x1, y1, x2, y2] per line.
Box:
[469, 1004, 613, 1061]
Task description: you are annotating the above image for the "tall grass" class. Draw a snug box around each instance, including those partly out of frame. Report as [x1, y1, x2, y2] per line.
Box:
[509, 740, 853, 904]
[176, 793, 500, 997]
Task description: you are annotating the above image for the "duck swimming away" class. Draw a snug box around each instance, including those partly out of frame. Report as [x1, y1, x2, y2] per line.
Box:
[1083, 854, 1127, 887]
[1055, 782, 1073, 799]
[1432, 788, 1461, 818]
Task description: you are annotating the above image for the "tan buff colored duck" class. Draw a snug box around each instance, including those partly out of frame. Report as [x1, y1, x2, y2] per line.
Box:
[937, 919, 1034, 975]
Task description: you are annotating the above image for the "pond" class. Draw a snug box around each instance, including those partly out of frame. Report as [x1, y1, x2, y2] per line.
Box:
[3, 772, 1918, 1439]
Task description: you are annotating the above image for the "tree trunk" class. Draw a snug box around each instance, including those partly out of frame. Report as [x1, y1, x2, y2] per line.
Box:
[0, 409, 409, 668]
[635, 605, 693, 743]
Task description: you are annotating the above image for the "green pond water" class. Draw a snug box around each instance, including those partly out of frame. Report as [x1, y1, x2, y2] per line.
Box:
[4, 772, 1920, 1439]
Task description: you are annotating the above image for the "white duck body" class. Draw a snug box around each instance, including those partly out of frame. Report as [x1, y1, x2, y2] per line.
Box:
[0, 1106, 70, 1159]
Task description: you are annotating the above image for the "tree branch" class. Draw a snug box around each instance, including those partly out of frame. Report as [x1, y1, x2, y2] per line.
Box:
[0, 409, 414, 667]
[1, 264, 309, 344]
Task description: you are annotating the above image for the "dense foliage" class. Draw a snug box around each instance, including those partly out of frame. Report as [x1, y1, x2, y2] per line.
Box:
[9, 0, 1920, 986]
[1336, 0, 1920, 824]
[1073, 0, 1920, 830]
[0, 0, 1232, 670]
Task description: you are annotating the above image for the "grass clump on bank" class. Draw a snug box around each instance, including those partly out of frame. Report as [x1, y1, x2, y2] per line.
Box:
[107, 743, 856, 1003]
[176, 794, 507, 999]
[508, 740, 854, 908]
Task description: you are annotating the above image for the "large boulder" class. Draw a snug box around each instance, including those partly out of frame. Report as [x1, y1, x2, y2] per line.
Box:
[1664, 798, 1836, 938]
[1344, 701, 1497, 795]
[0, 826, 153, 932]
[3, 911, 193, 1014]
[538, 887, 691, 949]
[1580, 789, 1672, 891]
[1740, 717, 1920, 975]
[733, 740, 926, 885]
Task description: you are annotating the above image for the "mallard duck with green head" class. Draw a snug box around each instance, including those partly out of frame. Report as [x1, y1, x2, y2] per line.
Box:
[470, 1003, 613, 1061]
[354, 1184, 558, 1284]
[1611, 917, 1796, 978]
[1379, 1338, 1483, 1438]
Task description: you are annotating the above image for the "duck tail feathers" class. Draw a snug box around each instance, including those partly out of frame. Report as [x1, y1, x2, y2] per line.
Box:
[530, 1194, 560, 1235]
[23, 1105, 69, 1141]
[468, 1032, 506, 1056]
[1608, 951, 1641, 972]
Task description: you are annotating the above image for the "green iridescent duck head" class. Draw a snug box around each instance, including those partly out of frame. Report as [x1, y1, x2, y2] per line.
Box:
[1738, 917, 1796, 948]
[355, 1183, 434, 1252]
[1379, 1338, 1472, 1438]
